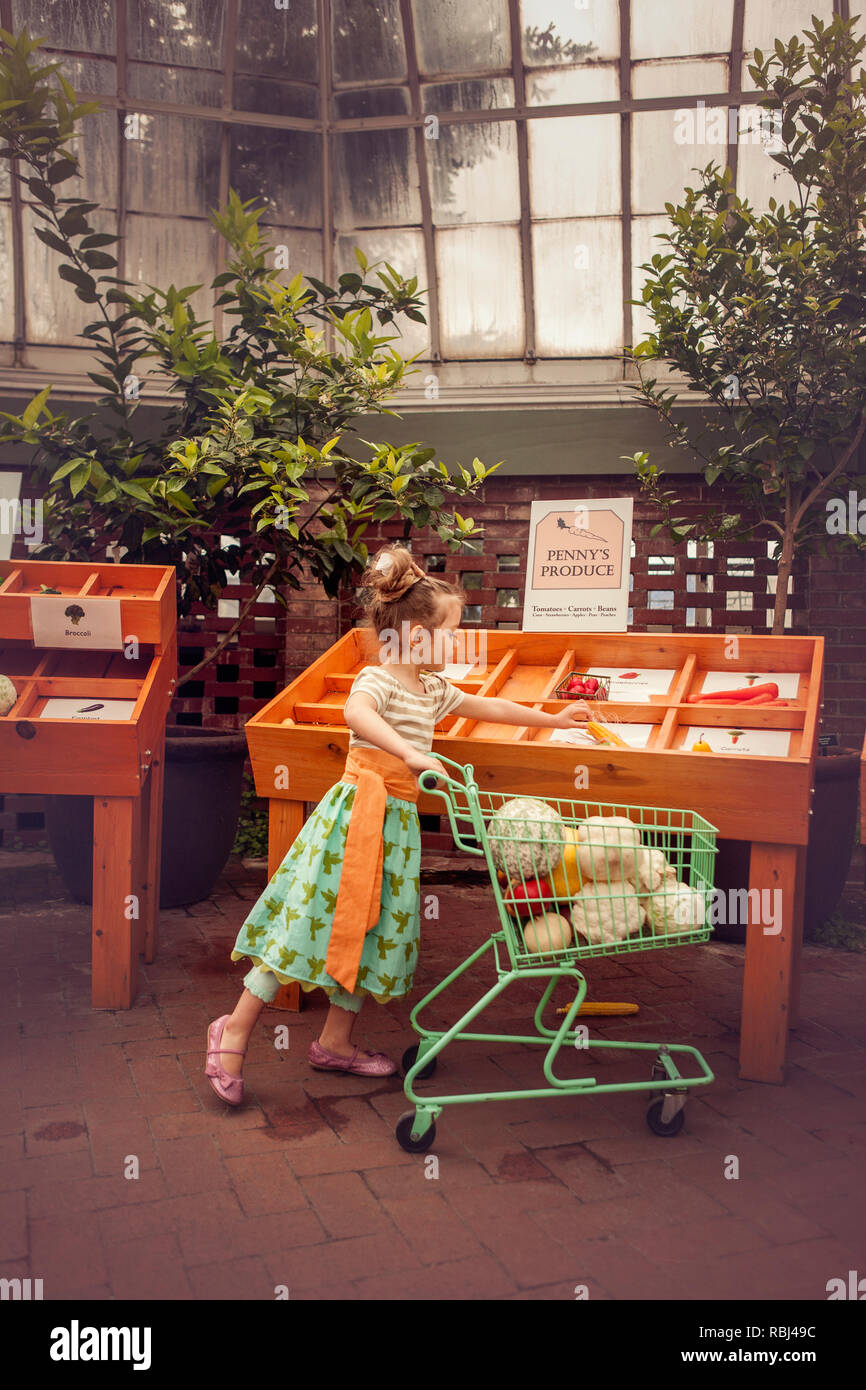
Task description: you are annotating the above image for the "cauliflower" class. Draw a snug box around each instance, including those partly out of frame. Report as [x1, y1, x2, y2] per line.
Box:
[629, 846, 668, 895]
[576, 815, 642, 884]
[647, 881, 707, 936]
[570, 883, 646, 947]
[0, 674, 17, 716]
[487, 797, 564, 882]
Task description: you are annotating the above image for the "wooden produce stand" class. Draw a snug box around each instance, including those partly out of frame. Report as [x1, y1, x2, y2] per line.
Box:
[0, 560, 177, 1008]
[246, 629, 824, 1085]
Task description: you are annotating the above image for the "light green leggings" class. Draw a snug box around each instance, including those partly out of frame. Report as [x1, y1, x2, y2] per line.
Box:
[243, 964, 362, 1014]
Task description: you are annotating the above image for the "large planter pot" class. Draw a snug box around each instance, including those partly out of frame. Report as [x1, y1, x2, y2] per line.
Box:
[711, 746, 860, 942]
[45, 726, 248, 909]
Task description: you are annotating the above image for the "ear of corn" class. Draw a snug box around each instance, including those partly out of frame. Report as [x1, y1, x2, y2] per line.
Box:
[586, 720, 630, 748]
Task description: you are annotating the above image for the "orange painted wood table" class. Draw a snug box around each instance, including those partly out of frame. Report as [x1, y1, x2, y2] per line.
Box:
[246, 629, 824, 1084]
[0, 559, 177, 1008]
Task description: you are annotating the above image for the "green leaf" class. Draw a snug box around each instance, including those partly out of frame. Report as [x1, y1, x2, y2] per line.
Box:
[82, 249, 116, 269]
[47, 159, 78, 185]
[21, 387, 51, 428]
[69, 462, 91, 497]
[50, 457, 85, 483]
[58, 263, 96, 295]
[33, 226, 71, 255]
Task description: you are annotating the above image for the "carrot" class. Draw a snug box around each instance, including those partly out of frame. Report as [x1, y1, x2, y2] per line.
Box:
[739, 691, 778, 705]
[693, 682, 778, 703]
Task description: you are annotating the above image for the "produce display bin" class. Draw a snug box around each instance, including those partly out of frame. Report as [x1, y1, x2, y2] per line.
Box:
[245, 628, 825, 1084]
[0, 559, 177, 1007]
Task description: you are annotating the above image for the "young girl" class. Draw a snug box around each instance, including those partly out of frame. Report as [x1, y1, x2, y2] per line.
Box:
[205, 544, 591, 1103]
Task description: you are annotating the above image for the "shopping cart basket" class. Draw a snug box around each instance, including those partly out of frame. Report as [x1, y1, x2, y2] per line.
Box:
[396, 755, 718, 1153]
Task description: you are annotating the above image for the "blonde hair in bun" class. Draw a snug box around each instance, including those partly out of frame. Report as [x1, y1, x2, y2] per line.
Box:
[359, 543, 465, 646]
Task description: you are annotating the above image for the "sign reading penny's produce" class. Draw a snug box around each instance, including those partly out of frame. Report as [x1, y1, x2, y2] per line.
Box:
[523, 498, 633, 631]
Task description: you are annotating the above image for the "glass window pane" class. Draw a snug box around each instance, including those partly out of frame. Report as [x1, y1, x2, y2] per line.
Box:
[526, 66, 618, 105]
[12, 0, 115, 54]
[23, 206, 117, 343]
[520, 0, 620, 66]
[630, 215, 673, 346]
[436, 225, 523, 358]
[631, 60, 729, 100]
[422, 79, 514, 113]
[0, 204, 14, 340]
[412, 0, 510, 76]
[334, 89, 409, 120]
[335, 228, 429, 360]
[735, 136, 801, 214]
[743, 0, 833, 54]
[126, 115, 221, 218]
[533, 218, 622, 355]
[236, 0, 318, 81]
[59, 55, 115, 95]
[128, 63, 223, 106]
[127, 0, 226, 68]
[529, 115, 620, 218]
[632, 108, 729, 215]
[427, 121, 519, 225]
[333, 129, 420, 229]
[125, 215, 217, 323]
[261, 227, 323, 285]
[233, 76, 318, 118]
[56, 61, 117, 209]
[332, 0, 406, 83]
[230, 126, 322, 227]
[631, 0, 734, 59]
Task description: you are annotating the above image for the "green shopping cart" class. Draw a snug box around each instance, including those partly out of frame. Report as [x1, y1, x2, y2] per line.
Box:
[395, 754, 718, 1153]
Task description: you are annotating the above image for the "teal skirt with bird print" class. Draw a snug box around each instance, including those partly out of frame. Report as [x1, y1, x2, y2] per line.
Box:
[231, 781, 422, 1005]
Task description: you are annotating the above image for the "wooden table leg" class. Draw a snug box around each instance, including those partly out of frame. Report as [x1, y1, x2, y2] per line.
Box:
[140, 732, 166, 965]
[739, 841, 798, 1084]
[92, 795, 141, 1009]
[788, 844, 807, 1032]
[268, 798, 307, 1013]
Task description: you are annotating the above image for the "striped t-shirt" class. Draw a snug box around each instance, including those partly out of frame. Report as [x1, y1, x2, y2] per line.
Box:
[346, 665, 465, 753]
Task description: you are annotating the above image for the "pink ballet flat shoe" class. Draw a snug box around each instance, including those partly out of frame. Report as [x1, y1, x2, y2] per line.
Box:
[205, 1015, 247, 1106]
[308, 1039, 397, 1077]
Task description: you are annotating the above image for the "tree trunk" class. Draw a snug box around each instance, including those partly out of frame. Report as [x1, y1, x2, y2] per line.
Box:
[772, 529, 795, 635]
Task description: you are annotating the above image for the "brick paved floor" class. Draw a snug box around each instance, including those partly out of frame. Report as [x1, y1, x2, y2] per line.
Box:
[0, 851, 863, 1301]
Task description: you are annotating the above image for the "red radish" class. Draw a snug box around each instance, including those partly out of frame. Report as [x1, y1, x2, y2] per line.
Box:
[584, 677, 599, 693]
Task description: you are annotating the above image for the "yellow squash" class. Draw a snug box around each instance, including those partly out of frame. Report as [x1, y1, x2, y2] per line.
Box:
[548, 825, 583, 903]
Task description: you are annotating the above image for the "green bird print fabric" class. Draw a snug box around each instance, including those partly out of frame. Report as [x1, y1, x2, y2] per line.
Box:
[231, 780, 422, 1007]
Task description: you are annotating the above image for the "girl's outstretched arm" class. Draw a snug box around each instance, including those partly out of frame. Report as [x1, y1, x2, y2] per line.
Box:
[452, 693, 592, 728]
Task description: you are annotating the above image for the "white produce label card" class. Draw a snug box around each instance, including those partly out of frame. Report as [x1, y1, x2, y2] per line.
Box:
[550, 722, 654, 749]
[438, 663, 477, 680]
[30, 595, 123, 650]
[699, 670, 800, 698]
[40, 698, 136, 722]
[581, 667, 677, 701]
[686, 727, 792, 756]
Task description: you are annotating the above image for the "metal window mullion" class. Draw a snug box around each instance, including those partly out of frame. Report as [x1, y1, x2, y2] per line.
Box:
[727, 0, 745, 192]
[1, 0, 26, 359]
[620, 0, 633, 365]
[399, 0, 441, 362]
[116, 0, 127, 294]
[318, 0, 334, 350]
[506, 0, 535, 362]
[215, 0, 239, 340]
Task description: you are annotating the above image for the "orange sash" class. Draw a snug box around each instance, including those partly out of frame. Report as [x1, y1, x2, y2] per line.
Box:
[324, 746, 420, 994]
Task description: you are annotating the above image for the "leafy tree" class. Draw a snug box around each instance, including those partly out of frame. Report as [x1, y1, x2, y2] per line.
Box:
[623, 12, 866, 633]
[0, 27, 497, 684]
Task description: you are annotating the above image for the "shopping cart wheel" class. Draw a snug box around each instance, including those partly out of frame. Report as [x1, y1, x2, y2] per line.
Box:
[646, 1097, 685, 1137]
[396, 1111, 437, 1153]
[649, 1061, 667, 1101]
[401, 1044, 438, 1080]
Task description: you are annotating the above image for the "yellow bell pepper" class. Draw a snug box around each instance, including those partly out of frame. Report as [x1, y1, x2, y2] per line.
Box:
[549, 826, 583, 903]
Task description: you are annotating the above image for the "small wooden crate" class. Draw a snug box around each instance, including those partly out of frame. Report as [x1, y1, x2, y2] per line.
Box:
[0, 559, 177, 1006]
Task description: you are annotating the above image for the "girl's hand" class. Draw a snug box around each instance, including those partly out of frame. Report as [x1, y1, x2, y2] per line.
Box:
[405, 750, 450, 781]
[549, 701, 593, 728]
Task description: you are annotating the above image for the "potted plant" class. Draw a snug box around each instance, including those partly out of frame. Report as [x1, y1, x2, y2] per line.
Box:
[0, 28, 496, 905]
[622, 12, 866, 933]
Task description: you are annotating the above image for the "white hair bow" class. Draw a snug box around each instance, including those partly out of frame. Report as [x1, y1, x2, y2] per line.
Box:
[374, 552, 395, 574]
